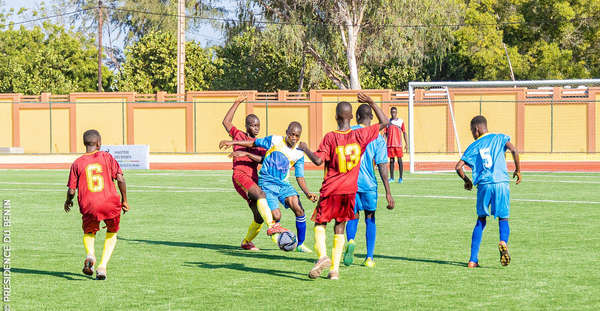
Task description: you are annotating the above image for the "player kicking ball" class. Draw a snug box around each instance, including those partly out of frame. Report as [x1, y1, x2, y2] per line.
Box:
[343, 104, 395, 268]
[455, 116, 522, 268]
[301, 93, 389, 280]
[220, 121, 319, 252]
[64, 129, 129, 280]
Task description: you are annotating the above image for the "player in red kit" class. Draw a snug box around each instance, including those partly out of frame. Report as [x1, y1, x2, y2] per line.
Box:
[385, 106, 408, 183]
[300, 93, 389, 280]
[222, 95, 288, 251]
[64, 129, 129, 280]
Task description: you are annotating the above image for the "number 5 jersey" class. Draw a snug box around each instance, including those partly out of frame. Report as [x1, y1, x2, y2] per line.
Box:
[461, 133, 511, 186]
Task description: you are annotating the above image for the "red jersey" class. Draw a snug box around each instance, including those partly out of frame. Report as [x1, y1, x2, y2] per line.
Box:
[315, 124, 380, 197]
[67, 151, 123, 221]
[229, 126, 266, 178]
[385, 118, 405, 147]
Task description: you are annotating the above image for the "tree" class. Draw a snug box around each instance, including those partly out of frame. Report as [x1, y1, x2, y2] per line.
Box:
[0, 23, 112, 94]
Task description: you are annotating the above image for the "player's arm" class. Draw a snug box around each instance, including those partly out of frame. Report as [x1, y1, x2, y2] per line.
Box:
[505, 141, 522, 184]
[219, 139, 255, 150]
[64, 188, 76, 213]
[297, 142, 323, 166]
[403, 131, 409, 152]
[358, 92, 389, 130]
[296, 177, 318, 202]
[222, 95, 247, 133]
[116, 173, 130, 213]
[377, 163, 395, 210]
[228, 150, 263, 163]
[455, 160, 473, 191]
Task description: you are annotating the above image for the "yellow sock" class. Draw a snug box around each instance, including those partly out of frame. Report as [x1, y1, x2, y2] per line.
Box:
[83, 233, 95, 257]
[243, 221, 263, 243]
[98, 232, 117, 268]
[256, 198, 274, 228]
[314, 225, 327, 259]
[331, 234, 345, 272]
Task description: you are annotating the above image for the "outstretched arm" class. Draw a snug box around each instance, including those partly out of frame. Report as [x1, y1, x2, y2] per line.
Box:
[297, 142, 323, 166]
[455, 160, 473, 191]
[358, 92, 389, 130]
[64, 188, 76, 212]
[228, 151, 263, 163]
[219, 140, 255, 150]
[377, 163, 395, 210]
[505, 141, 522, 184]
[116, 173, 130, 213]
[296, 177, 318, 202]
[222, 95, 247, 134]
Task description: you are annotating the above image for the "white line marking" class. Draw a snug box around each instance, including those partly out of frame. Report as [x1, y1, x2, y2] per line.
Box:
[386, 194, 600, 204]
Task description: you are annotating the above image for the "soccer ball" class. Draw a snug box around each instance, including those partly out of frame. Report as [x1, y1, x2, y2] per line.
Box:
[277, 231, 297, 252]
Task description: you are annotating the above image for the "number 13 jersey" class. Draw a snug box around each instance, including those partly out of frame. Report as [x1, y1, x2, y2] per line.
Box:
[67, 151, 123, 220]
[461, 133, 511, 186]
[315, 124, 380, 197]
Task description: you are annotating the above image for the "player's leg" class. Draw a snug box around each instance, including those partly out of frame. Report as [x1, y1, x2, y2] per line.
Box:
[494, 183, 511, 266]
[362, 191, 378, 267]
[96, 216, 120, 280]
[328, 220, 346, 280]
[389, 157, 396, 181]
[469, 184, 492, 268]
[81, 214, 98, 276]
[241, 200, 263, 251]
[248, 183, 287, 235]
[309, 197, 332, 279]
[343, 193, 361, 266]
[284, 195, 311, 253]
[397, 156, 403, 183]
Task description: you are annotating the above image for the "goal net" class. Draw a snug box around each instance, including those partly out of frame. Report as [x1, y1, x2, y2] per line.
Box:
[406, 79, 600, 173]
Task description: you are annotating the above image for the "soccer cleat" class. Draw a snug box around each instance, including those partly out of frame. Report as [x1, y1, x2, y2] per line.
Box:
[309, 256, 331, 279]
[388, 178, 394, 183]
[82, 256, 96, 276]
[241, 241, 260, 251]
[296, 244, 313, 253]
[467, 261, 480, 268]
[362, 257, 375, 268]
[96, 266, 107, 280]
[498, 241, 511, 266]
[327, 270, 339, 280]
[266, 223, 288, 236]
[343, 240, 355, 266]
[398, 178, 403, 183]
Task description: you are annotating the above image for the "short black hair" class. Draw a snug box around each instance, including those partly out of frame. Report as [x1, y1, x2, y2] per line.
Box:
[245, 114, 259, 125]
[356, 104, 372, 122]
[83, 129, 101, 147]
[336, 101, 353, 119]
[470, 115, 487, 128]
[390, 106, 397, 111]
[287, 121, 302, 132]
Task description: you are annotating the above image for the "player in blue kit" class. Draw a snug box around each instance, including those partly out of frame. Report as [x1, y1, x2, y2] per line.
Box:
[220, 121, 319, 252]
[455, 115, 522, 268]
[343, 104, 395, 268]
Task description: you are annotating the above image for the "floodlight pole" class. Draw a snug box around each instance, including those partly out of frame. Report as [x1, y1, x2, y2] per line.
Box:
[97, 0, 103, 92]
[408, 84, 415, 173]
[177, 0, 185, 97]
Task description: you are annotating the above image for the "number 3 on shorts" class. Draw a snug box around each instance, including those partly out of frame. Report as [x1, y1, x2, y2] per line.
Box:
[85, 163, 104, 192]
[335, 143, 361, 173]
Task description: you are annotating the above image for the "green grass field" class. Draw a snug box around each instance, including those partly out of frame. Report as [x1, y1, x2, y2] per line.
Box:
[1, 169, 599, 310]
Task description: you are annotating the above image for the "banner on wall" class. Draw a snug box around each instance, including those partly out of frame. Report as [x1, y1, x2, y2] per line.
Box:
[100, 145, 150, 170]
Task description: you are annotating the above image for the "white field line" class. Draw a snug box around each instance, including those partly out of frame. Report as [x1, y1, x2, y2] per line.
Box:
[385, 194, 600, 205]
[0, 188, 234, 193]
[0, 182, 232, 192]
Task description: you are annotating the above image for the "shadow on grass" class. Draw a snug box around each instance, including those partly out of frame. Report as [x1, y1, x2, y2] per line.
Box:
[184, 261, 310, 281]
[217, 249, 315, 263]
[355, 253, 472, 268]
[119, 237, 239, 251]
[10, 268, 89, 281]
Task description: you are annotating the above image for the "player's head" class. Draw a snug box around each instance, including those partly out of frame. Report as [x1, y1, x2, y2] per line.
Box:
[285, 121, 302, 147]
[245, 114, 260, 138]
[356, 104, 373, 125]
[335, 101, 353, 125]
[390, 106, 397, 119]
[470, 115, 488, 139]
[83, 129, 101, 149]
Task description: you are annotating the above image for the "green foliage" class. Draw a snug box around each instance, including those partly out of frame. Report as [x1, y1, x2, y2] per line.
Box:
[0, 23, 112, 94]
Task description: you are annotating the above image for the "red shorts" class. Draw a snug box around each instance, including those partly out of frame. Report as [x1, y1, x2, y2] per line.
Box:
[82, 214, 120, 233]
[232, 172, 258, 203]
[311, 194, 356, 224]
[388, 147, 403, 158]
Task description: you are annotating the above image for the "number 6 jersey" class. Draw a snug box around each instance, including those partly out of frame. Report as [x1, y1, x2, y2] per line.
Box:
[67, 151, 123, 220]
[315, 124, 380, 197]
[461, 133, 511, 186]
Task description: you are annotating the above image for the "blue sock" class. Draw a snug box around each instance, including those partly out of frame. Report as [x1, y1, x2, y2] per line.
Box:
[469, 218, 486, 263]
[365, 215, 376, 259]
[346, 218, 359, 241]
[499, 219, 510, 244]
[295, 215, 306, 246]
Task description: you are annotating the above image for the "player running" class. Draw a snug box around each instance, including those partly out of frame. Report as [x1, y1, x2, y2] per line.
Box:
[220, 121, 319, 252]
[385, 107, 408, 183]
[64, 129, 129, 280]
[455, 115, 522, 268]
[343, 104, 395, 268]
[300, 93, 389, 280]
[222, 95, 288, 251]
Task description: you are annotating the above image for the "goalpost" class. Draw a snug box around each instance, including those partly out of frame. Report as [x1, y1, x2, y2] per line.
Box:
[407, 79, 600, 173]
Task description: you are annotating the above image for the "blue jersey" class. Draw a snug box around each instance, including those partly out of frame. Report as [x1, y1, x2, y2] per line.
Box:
[461, 133, 511, 185]
[352, 125, 388, 192]
[254, 135, 305, 185]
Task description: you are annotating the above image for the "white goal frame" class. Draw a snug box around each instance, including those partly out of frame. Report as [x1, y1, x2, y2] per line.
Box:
[407, 79, 600, 173]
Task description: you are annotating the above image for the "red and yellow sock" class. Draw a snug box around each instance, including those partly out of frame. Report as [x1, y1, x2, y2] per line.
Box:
[243, 221, 263, 244]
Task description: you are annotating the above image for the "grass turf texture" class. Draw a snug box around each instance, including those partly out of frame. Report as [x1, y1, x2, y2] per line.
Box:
[1, 169, 599, 310]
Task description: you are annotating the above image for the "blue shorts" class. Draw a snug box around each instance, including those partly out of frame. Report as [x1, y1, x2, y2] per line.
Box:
[259, 180, 299, 211]
[354, 191, 378, 213]
[476, 183, 510, 218]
